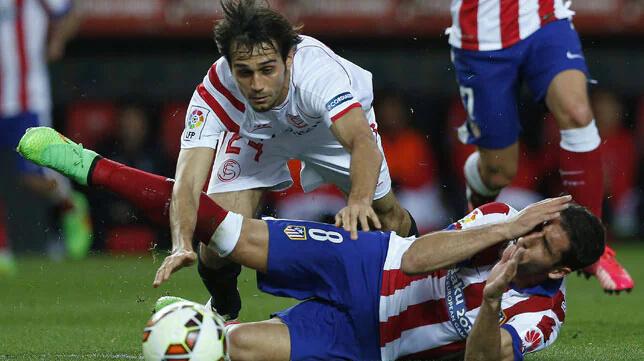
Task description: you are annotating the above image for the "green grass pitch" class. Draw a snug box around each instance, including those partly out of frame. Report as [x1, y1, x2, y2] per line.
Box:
[1, 243, 642, 360]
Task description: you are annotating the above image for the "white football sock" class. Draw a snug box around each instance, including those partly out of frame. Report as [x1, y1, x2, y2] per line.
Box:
[208, 212, 243, 257]
[560, 120, 601, 152]
[464, 151, 499, 197]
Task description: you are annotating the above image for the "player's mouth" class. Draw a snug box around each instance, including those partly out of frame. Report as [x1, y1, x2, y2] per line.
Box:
[251, 95, 270, 104]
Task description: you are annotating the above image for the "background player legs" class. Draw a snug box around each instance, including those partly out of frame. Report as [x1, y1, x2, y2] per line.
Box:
[372, 191, 416, 236]
[464, 142, 519, 210]
[545, 69, 633, 292]
[198, 189, 265, 320]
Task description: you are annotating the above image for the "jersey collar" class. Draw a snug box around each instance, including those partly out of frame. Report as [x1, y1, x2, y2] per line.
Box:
[510, 278, 562, 297]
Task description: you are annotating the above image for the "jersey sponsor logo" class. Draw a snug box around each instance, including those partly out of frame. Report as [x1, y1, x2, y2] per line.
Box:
[217, 159, 241, 182]
[283, 225, 307, 240]
[566, 51, 584, 60]
[284, 120, 321, 136]
[522, 329, 542, 353]
[445, 268, 473, 339]
[184, 106, 210, 141]
[286, 114, 307, 129]
[251, 122, 272, 132]
[325, 92, 354, 111]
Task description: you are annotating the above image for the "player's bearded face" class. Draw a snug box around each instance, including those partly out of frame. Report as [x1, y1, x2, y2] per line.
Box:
[230, 42, 291, 112]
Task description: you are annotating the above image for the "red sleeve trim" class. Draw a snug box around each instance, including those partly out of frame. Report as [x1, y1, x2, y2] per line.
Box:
[330, 102, 362, 123]
[196, 83, 240, 133]
[209, 63, 246, 113]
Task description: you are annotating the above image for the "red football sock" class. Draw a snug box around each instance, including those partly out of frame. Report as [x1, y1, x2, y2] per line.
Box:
[89, 157, 228, 244]
[559, 147, 604, 218]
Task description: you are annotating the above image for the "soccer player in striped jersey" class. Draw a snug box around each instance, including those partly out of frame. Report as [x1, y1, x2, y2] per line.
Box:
[18, 127, 605, 361]
[164, 0, 416, 320]
[448, 0, 633, 292]
[0, 0, 89, 271]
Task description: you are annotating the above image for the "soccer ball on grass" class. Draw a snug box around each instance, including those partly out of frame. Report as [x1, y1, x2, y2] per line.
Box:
[142, 301, 226, 360]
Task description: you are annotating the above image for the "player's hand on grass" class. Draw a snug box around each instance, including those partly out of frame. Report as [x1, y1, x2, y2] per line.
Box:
[503, 195, 571, 240]
[335, 200, 382, 240]
[483, 244, 525, 302]
[153, 248, 197, 288]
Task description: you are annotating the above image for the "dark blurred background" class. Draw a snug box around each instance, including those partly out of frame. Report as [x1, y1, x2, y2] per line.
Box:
[5, 0, 644, 255]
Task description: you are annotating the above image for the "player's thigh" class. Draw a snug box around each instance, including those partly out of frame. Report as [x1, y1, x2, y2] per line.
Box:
[207, 132, 292, 196]
[523, 19, 591, 123]
[545, 70, 593, 129]
[227, 318, 290, 361]
[478, 142, 520, 185]
[299, 132, 391, 200]
[269, 300, 373, 360]
[209, 189, 265, 218]
[451, 47, 522, 149]
[257, 219, 387, 307]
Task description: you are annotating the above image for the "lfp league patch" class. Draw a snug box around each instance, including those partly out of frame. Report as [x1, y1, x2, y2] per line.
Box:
[283, 225, 307, 240]
[183, 105, 210, 141]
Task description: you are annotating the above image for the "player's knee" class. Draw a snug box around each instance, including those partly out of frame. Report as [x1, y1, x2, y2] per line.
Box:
[226, 325, 258, 361]
[198, 243, 227, 269]
[480, 161, 516, 189]
[559, 102, 593, 129]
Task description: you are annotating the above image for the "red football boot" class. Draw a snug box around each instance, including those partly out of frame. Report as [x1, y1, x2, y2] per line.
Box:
[582, 245, 634, 294]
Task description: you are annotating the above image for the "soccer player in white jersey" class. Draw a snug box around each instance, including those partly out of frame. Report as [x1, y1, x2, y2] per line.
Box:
[0, 0, 88, 274]
[161, 0, 417, 319]
[16, 128, 605, 360]
[448, 0, 633, 292]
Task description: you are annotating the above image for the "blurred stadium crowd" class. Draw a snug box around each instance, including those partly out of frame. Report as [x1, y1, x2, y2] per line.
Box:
[1, 0, 643, 257]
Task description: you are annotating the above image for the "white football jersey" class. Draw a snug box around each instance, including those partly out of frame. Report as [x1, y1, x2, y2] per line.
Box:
[180, 35, 375, 150]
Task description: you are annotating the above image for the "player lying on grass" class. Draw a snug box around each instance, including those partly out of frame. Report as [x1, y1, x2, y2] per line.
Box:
[18, 127, 605, 360]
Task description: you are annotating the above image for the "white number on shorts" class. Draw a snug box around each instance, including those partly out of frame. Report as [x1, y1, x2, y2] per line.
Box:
[459, 86, 475, 120]
[308, 229, 344, 244]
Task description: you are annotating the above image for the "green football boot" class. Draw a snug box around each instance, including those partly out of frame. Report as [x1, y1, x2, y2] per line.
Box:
[16, 127, 99, 186]
[153, 296, 187, 313]
[62, 190, 93, 260]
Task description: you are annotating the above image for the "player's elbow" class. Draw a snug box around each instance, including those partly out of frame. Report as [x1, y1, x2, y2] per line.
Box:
[401, 249, 431, 275]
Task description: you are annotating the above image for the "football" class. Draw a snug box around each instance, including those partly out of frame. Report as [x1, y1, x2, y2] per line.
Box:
[142, 301, 226, 361]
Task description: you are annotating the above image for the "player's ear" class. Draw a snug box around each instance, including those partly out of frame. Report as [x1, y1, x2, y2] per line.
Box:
[548, 266, 571, 280]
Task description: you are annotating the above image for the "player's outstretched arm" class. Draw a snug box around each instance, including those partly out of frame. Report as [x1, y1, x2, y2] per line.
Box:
[331, 107, 383, 240]
[154, 147, 214, 287]
[401, 196, 571, 274]
[464, 246, 524, 361]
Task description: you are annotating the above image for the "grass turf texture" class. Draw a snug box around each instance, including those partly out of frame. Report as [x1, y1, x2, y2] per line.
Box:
[1, 243, 642, 360]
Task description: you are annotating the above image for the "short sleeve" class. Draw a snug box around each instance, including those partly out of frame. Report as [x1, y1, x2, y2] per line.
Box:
[180, 90, 225, 150]
[501, 309, 563, 359]
[294, 47, 362, 127]
[40, 0, 73, 18]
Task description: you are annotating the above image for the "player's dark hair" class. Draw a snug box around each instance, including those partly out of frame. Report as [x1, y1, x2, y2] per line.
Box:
[558, 203, 605, 271]
[214, 0, 302, 63]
